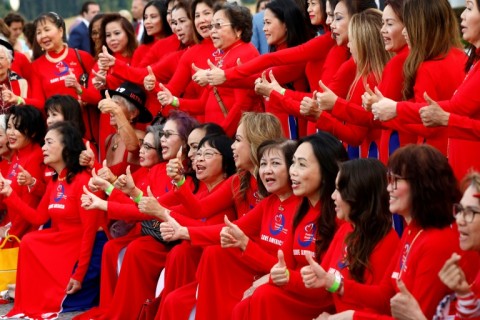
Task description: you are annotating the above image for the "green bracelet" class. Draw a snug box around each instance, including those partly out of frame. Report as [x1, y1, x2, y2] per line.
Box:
[173, 176, 186, 188]
[16, 96, 24, 105]
[171, 96, 179, 107]
[280, 88, 286, 95]
[133, 191, 143, 204]
[105, 184, 114, 196]
[326, 270, 342, 293]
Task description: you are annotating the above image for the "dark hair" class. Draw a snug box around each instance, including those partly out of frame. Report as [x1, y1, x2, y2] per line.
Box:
[48, 122, 86, 183]
[142, 1, 173, 44]
[81, 1, 98, 15]
[384, 0, 404, 22]
[99, 13, 138, 58]
[4, 12, 25, 27]
[265, 0, 310, 51]
[388, 144, 458, 229]
[339, 0, 377, 16]
[337, 158, 391, 283]
[198, 134, 236, 178]
[196, 122, 225, 136]
[44, 95, 86, 137]
[32, 12, 67, 60]
[7, 105, 46, 146]
[256, 139, 297, 198]
[0, 19, 11, 39]
[256, 0, 268, 12]
[402, 0, 461, 100]
[89, 13, 104, 57]
[293, 131, 348, 258]
[172, 0, 196, 47]
[22, 22, 35, 48]
[213, 2, 253, 43]
[191, 0, 216, 41]
[465, 0, 480, 72]
[146, 124, 164, 160]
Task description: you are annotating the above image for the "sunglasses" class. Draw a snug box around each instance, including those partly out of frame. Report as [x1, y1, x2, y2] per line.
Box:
[208, 22, 232, 30]
[159, 130, 180, 139]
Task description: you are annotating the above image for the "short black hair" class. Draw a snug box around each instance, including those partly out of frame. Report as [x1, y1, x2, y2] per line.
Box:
[7, 105, 46, 146]
[81, 1, 99, 15]
[44, 95, 86, 137]
[4, 12, 25, 27]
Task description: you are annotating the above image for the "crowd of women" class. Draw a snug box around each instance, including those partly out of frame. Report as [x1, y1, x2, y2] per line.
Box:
[0, 0, 479, 319]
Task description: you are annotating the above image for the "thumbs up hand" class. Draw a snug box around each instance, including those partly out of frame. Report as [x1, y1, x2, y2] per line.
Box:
[16, 165, 34, 186]
[220, 215, 249, 250]
[300, 253, 330, 289]
[270, 250, 290, 286]
[1, 84, 17, 104]
[191, 63, 210, 87]
[371, 87, 397, 121]
[300, 90, 321, 120]
[138, 186, 169, 219]
[0, 172, 12, 197]
[157, 83, 174, 106]
[92, 69, 107, 90]
[143, 66, 157, 92]
[419, 92, 449, 127]
[97, 159, 117, 184]
[205, 59, 227, 86]
[98, 45, 116, 70]
[315, 80, 337, 111]
[64, 68, 80, 91]
[79, 141, 95, 168]
[88, 168, 111, 193]
[81, 185, 107, 211]
[166, 146, 185, 183]
[390, 280, 427, 320]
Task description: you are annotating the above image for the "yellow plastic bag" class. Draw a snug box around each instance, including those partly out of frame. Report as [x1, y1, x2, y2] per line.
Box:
[0, 235, 20, 291]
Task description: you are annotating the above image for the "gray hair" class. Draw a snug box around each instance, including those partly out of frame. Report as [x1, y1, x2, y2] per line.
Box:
[0, 45, 13, 64]
[112, 95, 137, 115]
[0, 114, 6, 131]
[146, 124, 164, 159]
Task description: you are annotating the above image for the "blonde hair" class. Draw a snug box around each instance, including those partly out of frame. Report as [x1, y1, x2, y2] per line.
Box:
[347, 9, 391, 100]
[236, 112, 283, 200]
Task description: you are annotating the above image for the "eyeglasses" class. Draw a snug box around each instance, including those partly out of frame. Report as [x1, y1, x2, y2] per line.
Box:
[453, 203, 480, 223]
[387, 171, 407, 191]
[208, 22, 232, 30]
[195, 149, 221, 159]
[159, 130, 180, 139]
[141, 143, 155, 151]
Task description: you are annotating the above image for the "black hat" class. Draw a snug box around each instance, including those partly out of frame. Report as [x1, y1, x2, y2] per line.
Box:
[107, 81, 152, 123]
[0, 39, 14, 60]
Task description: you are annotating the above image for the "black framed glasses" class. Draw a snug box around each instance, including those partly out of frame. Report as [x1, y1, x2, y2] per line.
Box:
[387, 171, 407, 191]
[159, 130, 180, 139]
[453, 203, 480, 223]
[195, 149, 221, 159]
[208, 22, 232, 30]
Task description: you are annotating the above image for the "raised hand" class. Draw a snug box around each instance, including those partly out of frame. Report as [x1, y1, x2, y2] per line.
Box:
[419, 92, 450, 127]
[270, 250, 289, 286]
[81, 185, 107, 211]
[138, 186, 169, 220]
[254, 70, 283, 98]
[220, 215, 248, 250]
[361, 84, 377, 112]
[316, 80, 337, 111]
[167, 147, 184, 183]
[191, 63, 210, 87]
[16, 165, 34, 186]
[160, 216, 187, 241]
[390, 280, 427, 320]
[1, 84, 18, 105]
[64, 68, 80, 91]
[88, 168, 110, 192]
[301, 252, 329, 289]
[113, 165, 135, 194]
[205, 59, 227, 86]
[92, 69, 107, 90]
[438, 253, 470, 294]
[300, 90, 321, 120]
[98, 45, 115, 70]
[97, 159, 117, 184]
[157, 83, 174, 106]
[0, 172, 12, 197]
[144, 66, 157, 92]
[79, 141, 95, 168]
[371, 87, 398, 121]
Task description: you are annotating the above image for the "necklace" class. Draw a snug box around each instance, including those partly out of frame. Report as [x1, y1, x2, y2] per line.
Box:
[214, 42, 243, 68]
[398, 229, 424, 279]
[45, 44, 69, 63]
[111, 134, 119, 152]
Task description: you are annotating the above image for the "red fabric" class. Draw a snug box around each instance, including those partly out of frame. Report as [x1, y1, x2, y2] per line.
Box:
[388, 48, 467, 156]
[159, 281, 198, 320]
[3, 144, 45, 240]
[176, 41, 261, 136]
[11, 50, 32, 82]
[139, 35, 181, 68]
[320, 224, 399, 312]
[4, 170, 101, 319]
[234, 202, 335, 320]
[343, 223, 478, 320]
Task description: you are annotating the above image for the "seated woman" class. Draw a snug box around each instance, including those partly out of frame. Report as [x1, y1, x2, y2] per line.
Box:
[0, 122, 104, 319]
[304, 145, 478, 319]
[96, 81, 152, 182]
[301, 158, 399, 317]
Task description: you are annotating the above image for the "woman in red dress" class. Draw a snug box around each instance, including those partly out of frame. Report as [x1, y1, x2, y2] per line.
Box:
[301, 158, 399, 317]
[233, 132, 348, 320]
[0, 122, 102, 320]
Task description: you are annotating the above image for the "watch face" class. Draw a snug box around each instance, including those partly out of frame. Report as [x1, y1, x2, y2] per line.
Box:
[9, 0, 20, 11]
